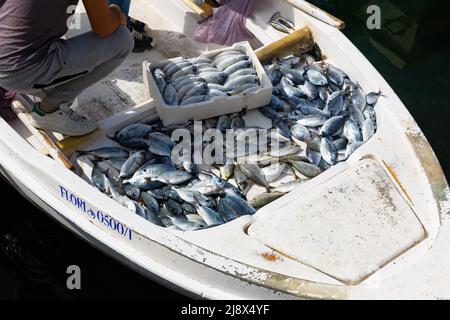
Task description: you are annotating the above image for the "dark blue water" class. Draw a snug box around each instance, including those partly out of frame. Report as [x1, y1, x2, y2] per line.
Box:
[1, 1, 449, 300]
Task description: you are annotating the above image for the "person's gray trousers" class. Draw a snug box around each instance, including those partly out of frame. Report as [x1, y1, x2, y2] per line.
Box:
[0, 26, 133, 108]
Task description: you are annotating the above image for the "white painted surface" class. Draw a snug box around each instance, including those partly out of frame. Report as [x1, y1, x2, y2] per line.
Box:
[0, 0, 449, 299]
[249, 158, 427, 284]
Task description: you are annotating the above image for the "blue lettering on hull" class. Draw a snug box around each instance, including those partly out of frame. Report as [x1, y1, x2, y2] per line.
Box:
[59, 185, 132, 240]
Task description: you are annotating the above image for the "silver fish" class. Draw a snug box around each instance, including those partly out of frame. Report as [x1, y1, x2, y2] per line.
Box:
[180, 95, 210, 106]
[320, 116, 345, 136]
[239, 164, 268, 188]
[307, 69, 328, 86]
[225, 75, 259, 91]
[229, 83, 259, 95]
[147, 137, 172, 157]
[195, 205, 225, 226]
[200, 72, 228, 85]
[291, 124, 312, 142]
[327, 64, 345, 87]
[78, 147, 129, 159]
[249, 192, 284, 209]
[91, 166, 107, 192]
[164, 61, 192, 78]
[306, 148, 322, 166]
[153, 69, 166, 92]
[343, 119, 363, 143]
[366, 90, 382, 105]
[325, 91, 344, 116]
[115, 124, 154, 141]
[171, 65, 198, 81]
[119, 150, 146, 179]
[351, 88, 366, 111]
[209, 89, 229, 97]
[106, 157, 128, 171]
[228, 68, 256, 81]
[320, 137, 338, 166]
[345, 142, 363, 158]
[174, 76, 205, 90]
[156, 171, 193, 185]
[280, 68, 305, 85]
[217, 54, 247, 71]
[213, 50, 244, 61]
[301, 81, 319, 100]
[163, 84, 179, 106]
[133, 163, 176, 179]
[362, 118, 375, 141]
[178, 82, 204, 100]
[289, 161, 322, 178]
[297, 115, 328, 127]
[141, 191, 160, 215]
[333, 137, 348, 150]
[223, 60, 252, 75]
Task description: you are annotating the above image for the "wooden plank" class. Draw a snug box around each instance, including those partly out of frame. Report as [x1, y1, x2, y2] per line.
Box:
[285, 0, 345, 30]
[255, 27, 314, 64]
[182, 0, 214, 18]
[10, 99, 74, 170]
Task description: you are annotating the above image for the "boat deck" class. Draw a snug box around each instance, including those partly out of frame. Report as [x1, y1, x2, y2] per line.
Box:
[68, 0, 202, 121]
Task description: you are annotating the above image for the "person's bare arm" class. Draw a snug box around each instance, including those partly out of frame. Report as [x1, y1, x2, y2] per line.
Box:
[83, 0, 126, 38]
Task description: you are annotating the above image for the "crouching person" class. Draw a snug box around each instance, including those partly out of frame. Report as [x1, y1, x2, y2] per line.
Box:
[0, 0, 134, 136]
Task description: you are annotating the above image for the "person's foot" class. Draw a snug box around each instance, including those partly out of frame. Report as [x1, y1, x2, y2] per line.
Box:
[131, 30, 154, 52]
[30, 104, 98, 136]
[128, 17, 147, 33]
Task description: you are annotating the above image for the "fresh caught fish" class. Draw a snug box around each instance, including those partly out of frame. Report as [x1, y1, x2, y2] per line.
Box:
[163, 84, 179, 106]
[325, 91, 344, 116]
[343, 119, 363, 143]
[195, 205, 225, 226]
[153, 69, 166, 92]
[307, 69, 328, 86]
[223, 60, 252, 75]
[91, 166, 107, 192]
[78, 147, 129, 159]
[228, 68, 256, 81]
[366, 90, 382, 105]
[362, 118, 375, 141]
[156, 171, 193, 185]
[216, 54, 248, 71]
[141, 191, 160, 215]
[180, 95, 210, 106]
[249, 192, 284, 209]
[225, 75, 259, 91]
[291, 124, 312, 142]
[171, 65, 198, 81]
[297, 115, 328, 128]
[147, 137, 172, 157]
[289, 161, 322, 178]
[320, 137, 338, 166]
[84, 45, 380, 233]
[114, 124, 154, 142]
[320, 116, 345, 136]
[239, 164, 268, 188]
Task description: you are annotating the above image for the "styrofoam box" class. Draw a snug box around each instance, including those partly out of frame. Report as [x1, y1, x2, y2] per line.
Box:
[143, 42, 273, 126]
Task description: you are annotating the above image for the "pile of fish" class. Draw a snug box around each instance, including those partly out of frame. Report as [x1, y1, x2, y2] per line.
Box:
[152, 49, 262, 106]
[263, 47, 379, 168]
[79, 47, 379, 232]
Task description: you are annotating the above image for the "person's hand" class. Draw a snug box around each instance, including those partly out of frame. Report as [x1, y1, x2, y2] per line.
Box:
[109, 4, 126, 27]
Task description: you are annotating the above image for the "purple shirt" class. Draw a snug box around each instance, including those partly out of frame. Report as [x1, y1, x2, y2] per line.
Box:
[0, 0, 79, 72]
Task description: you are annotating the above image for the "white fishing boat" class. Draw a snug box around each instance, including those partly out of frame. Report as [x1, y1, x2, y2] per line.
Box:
[0, 0, 449, 299]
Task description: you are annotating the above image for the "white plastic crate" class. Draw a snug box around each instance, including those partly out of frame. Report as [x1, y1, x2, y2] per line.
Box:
[143, 42, 273, 126]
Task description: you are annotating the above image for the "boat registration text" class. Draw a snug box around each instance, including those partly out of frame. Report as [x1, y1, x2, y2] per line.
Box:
[59, 185, 133, 241]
